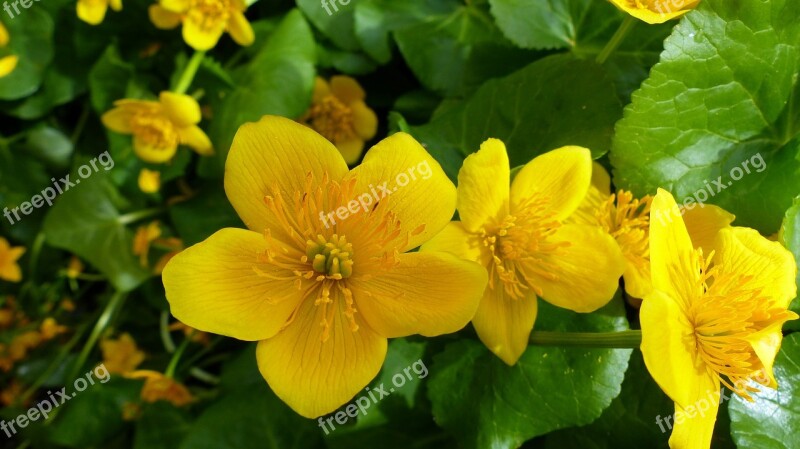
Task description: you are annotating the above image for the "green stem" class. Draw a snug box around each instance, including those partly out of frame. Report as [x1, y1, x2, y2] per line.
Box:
[66, 291, 127, 381]
[529, 330, 642, 348]
[118, 207, 165, 226]
[71, 104, 90, 145]
[27, 232, 46, 280]
[596, 16, 636, 65]
[160, 311, 177, 353]
[165, 335, 193, 378]
[174, 51, 206, 95]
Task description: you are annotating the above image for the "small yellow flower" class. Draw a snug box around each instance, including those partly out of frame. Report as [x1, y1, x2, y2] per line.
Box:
[608, 0, 699, 24]
[77, 0, 122, 25]
[0, 379, 24, 406]
[102, 92, 213, 164]
[149, 0, 254, 51]
[40, 318, 68, 340]
[300, 76, 378, 165]
[138, 168, 162, 193]
[128, 370, 194, 406]
[0, 238, 25, 283]
[570, 163, 653, 299]
[101, 333, 146, 374]
[423, 141, 625, 365]
[66, 256, 84, 279]
[641, 189, 798, 449]
[132, 221, 163, 267]
[0, 23, 18, 78]
[162, 116, 487, 417]
[8, 331, 41, 360]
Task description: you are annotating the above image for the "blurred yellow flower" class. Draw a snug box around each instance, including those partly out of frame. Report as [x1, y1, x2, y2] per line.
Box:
[0, 237, 25, 283]
[133, 221, 163, 267]
[0, 23, 18, 78]
[609, 0, 698, 24]
[0, 379, 24, 407]
[300, 76, 378, 165]
[40, 318, 68, 340]
[138, 168, 162, 193]
[102, 92, 213, 164]
[8, 331, 41, 360]
[77, 0, 122, 25]
[101, 333, 146, 374]
[66, 256, 84, 279]
[423, 141, 625, 365]
[169, 321, 210, 345]
[149, 0, 254, 51]
[162, 116, 486, 417]
[129, 370, 194, 406]
[641, 189, 798, 448]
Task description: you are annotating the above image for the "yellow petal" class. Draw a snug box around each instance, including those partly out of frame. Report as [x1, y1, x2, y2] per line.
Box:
[0, 55, 18, 78]
[77, 0, 108, 25]
[0, 23, 8, 47]
[608, 0, 698, 24]
[108, 0, 122, 11]
[568, 162, 612, 226]
[0, 261, 22, 282]
[149, 4, 182, 29]
[312, 77, 331, 103]
[335, 137, 364, 165]
[715, 227, 797, 308]
[101, 107, 134, 134]
[456, 138, 510, 232]
[622, 252, 652, 299]
[649, 189, 699, 308]
[160, 0, 189, 12]
[183, 16, 225, 51]
[178, 125, 214, 156]
[641, 289, 714, 410]
[472, 283, 537, 366]
[349, 251, 486, 338]
[330, 75, 365, 104]
[226, 11, 254, 47]
[343, 132, 456, 251]
[667, 374, 721, 449]
[256, 296, 387, 418]
[682, 204, 735, 255]
[138, 169, 161, 193]
[224, 115, 348, 235]
[745, 324, 796, 389]
[510, 146, 592, 222]
[162, 228, 302, 341]
[522, 224, 624, 313]
[350, 101, 378, 141]
[159, 92, 201, 127]
[421, 221, 487, 264]
[133, 137, 178, 164]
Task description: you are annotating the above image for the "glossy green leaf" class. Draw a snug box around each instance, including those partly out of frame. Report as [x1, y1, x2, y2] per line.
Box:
[0, 8, 54, 100]
[169, 184, 244, 246]
[134, 403, 192, 449]
[297, 0, 360, 51]
[780, 196, 800, 329]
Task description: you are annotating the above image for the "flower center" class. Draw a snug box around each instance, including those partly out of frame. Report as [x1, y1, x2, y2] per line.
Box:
[599, 190, 652, 268]
[307, 96, 355, 143]
[306, 234, 354, 278]
[188, 0, 230, 32]
[688, 250, 796, 399]
[130, 113, 179, 150]
[481, 194, 569, 299]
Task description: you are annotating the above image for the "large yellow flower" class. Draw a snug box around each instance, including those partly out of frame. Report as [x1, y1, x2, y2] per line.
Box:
[422, 140, 625, 365]
[608, 0, 699, 24]
[102, 92, 213, 164]
[0, 23, 18, 78]
[162, 116, 487, 418]
[77, 0, 122, 25]
[570, 163, 653, 299]
[300, 76, 378, 165]
[149, 0, 254, 51]
[641, 189, 798, 449]
[0, 237, 25, 283]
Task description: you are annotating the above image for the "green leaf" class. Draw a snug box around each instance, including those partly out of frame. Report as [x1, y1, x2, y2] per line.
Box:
[201, 9, 316, 178]
[489, 0, 587, 50]
[88, 44, 135, 114]
[610, 0, 800, 233]
[297, 0, 360, 51]
[411, 54, 622, 181]
[24, 125, 74, 170]
[169, 184, 244, 246]
[0, 8, 54, 100]
[427, 298, 632, 449]
[729, 333, 800, 449]
[134, 403, 192, 449]
[42, 172, 151, 292]
[780, 196, 800, 329]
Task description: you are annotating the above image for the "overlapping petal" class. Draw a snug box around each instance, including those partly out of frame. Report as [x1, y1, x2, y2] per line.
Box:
[456, 138, 510, 232]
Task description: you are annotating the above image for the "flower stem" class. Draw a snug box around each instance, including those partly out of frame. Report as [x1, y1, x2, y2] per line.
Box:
[66, 291, 127, 381]
[118, 207, 165, 226]
[165, 334, 193, 378]
[596, 16, 636, 65]
[529, 330, 642, 348]
[174, 51, 206, 95]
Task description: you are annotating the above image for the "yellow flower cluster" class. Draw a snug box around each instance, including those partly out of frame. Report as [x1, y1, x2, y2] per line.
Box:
[0, 300, 68, 373]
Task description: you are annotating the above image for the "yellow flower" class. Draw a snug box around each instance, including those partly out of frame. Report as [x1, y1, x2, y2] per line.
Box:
[102, 92, 213, 164]
[132, 221, 163, 267]
[77, 0, 122, 25]
[128, 370, 194, 406]
[422, 140, 625, 365]
[0, 237, 25, 283]
[8, 331, 41, 360]
[40, 318, 68, 340]
[641, 189, 798, 449]
[0, 379, 24, 407]
[162, 116, 487, 417]
[608, 0, 699, 24]
[138, 169, 162, 193]
[300, 76, 378, 165]
[149, 0, 254, 51]
[0, 23, 18, 78]
[169, 321, 210, 345]
[66, 256, 84, 279]
[570, 163, 653, 299]
[101, 333, 146, 374]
